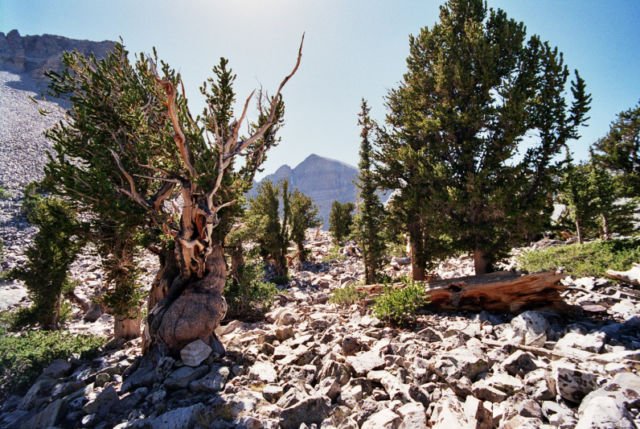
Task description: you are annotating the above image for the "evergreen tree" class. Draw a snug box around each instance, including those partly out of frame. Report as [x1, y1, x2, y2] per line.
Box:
[247, 180, 290, 279]
[377, 0, 590, 274]
[591, 101, 640, 196]
[329, 201, 355, 245]
[246, 180, 319, 278]
[587, 162, 636, 239]
[45, 39, 302, 354]
[353, 99, 386, 284]
[289, 189, 321, 263]
[558, 161, 597, 244]
[12, 185, 84, 329]
[557, 157, 636, 242]
[44, 44, 169, 338]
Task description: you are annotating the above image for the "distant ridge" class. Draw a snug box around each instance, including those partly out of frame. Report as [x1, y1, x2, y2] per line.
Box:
[0, 29, 115, 95]
[251, 154, 359, 228]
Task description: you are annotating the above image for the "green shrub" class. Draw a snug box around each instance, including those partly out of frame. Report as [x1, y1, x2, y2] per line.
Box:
[0, 187, 10, 199]
[322, 245, 346, 263]
[517, 238, 640, 278]
[329, 284, 366, 307]
[11, 185, 84, 329]
[0, 328, 103, 396]
[225, 263, 277, 321]
[373, 281, 428, 326]
[329, 201, 355, 244]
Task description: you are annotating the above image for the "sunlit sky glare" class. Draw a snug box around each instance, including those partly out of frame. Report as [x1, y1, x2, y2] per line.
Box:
[2, 0, 639, 178]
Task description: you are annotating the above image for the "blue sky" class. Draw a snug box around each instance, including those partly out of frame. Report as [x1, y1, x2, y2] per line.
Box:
[2, 0, 639, 177]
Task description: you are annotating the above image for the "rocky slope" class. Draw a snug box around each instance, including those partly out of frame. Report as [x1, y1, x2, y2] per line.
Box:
[0, 30, 114, 93]
[0, 69, 66, 290]
[1, 232, 640, 429]
[253, 154, 359, 227]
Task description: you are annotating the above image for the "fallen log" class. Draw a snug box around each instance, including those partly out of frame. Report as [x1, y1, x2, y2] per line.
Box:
[357, 271, 567, 313]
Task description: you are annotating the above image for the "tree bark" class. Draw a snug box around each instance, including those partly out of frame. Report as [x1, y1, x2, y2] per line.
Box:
[148, 245, 180, 312]
[146, 242, 227, 355]
[297, 242, 306, 264]
[408, 226, 426, 281]
[575, 219, 583, 244]
[41, 295, 62, 330]
[114, 315, 141, 340]
[601, 214, 610, 240]
[229, 244, 244, 286]
[473, 249, 494, 275]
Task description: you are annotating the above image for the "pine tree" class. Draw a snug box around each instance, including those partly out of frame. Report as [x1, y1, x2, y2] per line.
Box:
[377, 0, 590, 274]
[246, 180, 319, 278]
[587, 162, 636, 239]
[329, 201, 355, 245]
[289, 189, 321, 263]
[246, 180, 290, 279]
[557, 156, 636, 243]
[353, 99, 386, 284]
[558, 161, 597, 244]
[12, 186, 84, 329]
[45, 39, 302, 353]
[592, 101, 640, 196]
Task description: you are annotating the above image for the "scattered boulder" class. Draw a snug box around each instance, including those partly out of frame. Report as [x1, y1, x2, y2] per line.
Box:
[149, 403, 206, 429]
[189, 366, 229, 393]
[501, 350, 537, 377]
[180, 339, 212, 367]
[83, 385, 120, 417]
[576, 372, 640, 428]
[510, 311, 549, 347]
[555, 331, 605, 354]
[551, 360, 599, 403]
[163, 365, 209, 390]
[42, 359, 72, 378]
[249, 361, 278, 383]
[346, 349, 385, 376]
[397, 402, 427, 429]
[361, 408, 401, 429]
[279, 396, 330, 429]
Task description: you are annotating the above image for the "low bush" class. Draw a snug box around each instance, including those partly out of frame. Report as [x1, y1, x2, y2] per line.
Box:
[0, 326, 103, 396]
[329, 284, 366, 307]
[517, 238, 640, 278]
[373, 281, 428, 326]
[322, 245, 346, 263]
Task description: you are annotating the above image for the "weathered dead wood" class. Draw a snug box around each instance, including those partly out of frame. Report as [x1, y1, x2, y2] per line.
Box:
[357, 271, 567, 313]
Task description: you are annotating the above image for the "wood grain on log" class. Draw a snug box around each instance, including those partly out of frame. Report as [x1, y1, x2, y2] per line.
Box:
[357, 271, 566, 313]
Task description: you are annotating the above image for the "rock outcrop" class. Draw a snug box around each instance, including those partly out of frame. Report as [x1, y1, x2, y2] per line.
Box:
[0, 29, 114, 92]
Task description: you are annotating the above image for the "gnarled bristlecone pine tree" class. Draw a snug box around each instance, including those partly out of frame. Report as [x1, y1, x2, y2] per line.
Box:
[46, 38, 303, 355]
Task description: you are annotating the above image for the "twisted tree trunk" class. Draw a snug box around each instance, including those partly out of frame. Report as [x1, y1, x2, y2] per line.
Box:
[139, 38, 302, 356]
[146, 191, 228, 355]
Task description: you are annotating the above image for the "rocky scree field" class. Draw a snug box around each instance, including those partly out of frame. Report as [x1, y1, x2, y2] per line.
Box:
[1, 226, 640, 428]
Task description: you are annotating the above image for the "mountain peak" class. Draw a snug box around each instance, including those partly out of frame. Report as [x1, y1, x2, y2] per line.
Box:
[252, 155, 358, 227]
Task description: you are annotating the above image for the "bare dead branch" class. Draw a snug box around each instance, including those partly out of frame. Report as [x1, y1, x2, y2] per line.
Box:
[150, 181, 177, 212]
[226, 89, 256, 153]
[155, 78, 198, 179]
[224, 34, 304, 159]
[109, 149, 151, 209]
